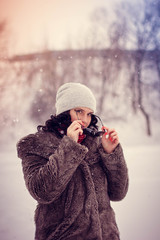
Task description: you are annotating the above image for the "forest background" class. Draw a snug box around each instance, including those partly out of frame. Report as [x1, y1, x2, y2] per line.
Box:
[0, 0, 160, 239]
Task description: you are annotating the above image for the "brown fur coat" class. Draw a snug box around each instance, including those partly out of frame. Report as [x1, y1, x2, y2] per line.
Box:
[17, 130, 128, 240]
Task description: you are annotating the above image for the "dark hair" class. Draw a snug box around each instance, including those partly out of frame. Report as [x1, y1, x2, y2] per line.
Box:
[37, 111, 98, 138]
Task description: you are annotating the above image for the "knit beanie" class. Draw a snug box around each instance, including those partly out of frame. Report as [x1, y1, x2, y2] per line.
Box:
[55, 82, 96, 115]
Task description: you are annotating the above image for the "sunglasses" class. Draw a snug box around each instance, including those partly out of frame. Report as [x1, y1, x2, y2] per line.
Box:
[75, 111, 106, 137]
[83, 127, 105, 137]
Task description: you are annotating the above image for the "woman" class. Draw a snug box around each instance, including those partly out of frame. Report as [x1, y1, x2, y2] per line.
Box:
[17, 82, 129, 240]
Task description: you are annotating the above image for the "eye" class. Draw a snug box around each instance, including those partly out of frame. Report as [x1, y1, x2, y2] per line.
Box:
[74, 109, 82, 114]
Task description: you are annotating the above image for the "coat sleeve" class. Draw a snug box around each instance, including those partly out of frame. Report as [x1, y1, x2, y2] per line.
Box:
[98, 143, 129, 201]
[17, 134, 88, 204]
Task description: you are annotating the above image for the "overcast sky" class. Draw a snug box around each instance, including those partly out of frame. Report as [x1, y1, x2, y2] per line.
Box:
[0, 0, 126, 55]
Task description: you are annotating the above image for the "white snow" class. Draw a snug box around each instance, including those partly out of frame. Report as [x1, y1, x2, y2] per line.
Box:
[112, 144, 160, 240]
[0, 121, 160, 240]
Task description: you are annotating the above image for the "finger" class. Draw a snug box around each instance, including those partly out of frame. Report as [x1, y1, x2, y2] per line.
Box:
[108, 130, 118, 141]
[103, 132, 109, 139]
[102, 127, 117, 135]
[75, 128, 83, 135]
[111, 135, 118, 140]
[70, 122, 85, 131]
[72, 120, 84, 126]
[109, 132, 118, 138]
[109, 135, 119, 143]
[103, 132, 118, 142]
[73, 123, 84, 133]
[70, 122, 82, 130]
[101, 126, 109, 132]
[107, 128, 116, 135]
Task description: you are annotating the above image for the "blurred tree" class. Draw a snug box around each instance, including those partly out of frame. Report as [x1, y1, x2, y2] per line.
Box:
[110, 0, 160, 135]
[152, 0, 160, 96]
[89, 8, 124, 117]
[30, 56, 63, 123]
[89, 8, 109, 49]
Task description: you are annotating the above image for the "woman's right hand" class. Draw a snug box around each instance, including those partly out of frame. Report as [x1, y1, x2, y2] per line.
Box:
[67, 120, 83, 142]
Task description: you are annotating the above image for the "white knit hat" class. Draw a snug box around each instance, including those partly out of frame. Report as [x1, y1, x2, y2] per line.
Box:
[55, 82, 96, 115]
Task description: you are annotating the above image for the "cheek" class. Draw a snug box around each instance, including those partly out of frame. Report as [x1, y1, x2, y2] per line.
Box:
[71, 115, 76, 122]
[87, 116, 92, 126]
[70, 111, 77, 122]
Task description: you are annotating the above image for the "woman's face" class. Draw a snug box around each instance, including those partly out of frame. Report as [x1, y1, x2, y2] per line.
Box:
[70, 107, 93, 128]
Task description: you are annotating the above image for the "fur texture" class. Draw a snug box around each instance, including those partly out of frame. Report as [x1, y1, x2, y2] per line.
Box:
[17, 131, 128, 240]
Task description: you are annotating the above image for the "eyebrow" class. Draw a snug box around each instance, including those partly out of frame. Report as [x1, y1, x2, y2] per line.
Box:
[75, 108, 93, 114]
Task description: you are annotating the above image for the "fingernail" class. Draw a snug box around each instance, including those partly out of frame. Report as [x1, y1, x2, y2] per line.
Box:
[105, 133, 109, 138]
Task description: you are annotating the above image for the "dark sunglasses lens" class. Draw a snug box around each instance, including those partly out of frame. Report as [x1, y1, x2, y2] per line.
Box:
[83, 128, 95, 136]
[83, 129, 104, 137]
[94, 131, 104, 137]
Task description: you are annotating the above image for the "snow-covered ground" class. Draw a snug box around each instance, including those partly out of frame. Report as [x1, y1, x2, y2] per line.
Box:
[112, 144, 160, 240]
[0, 123, 160, 240]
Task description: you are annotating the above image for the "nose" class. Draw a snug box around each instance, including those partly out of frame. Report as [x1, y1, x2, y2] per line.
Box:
[81, 114, 88, 126]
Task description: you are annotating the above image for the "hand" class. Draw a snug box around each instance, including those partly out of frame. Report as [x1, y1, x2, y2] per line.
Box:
[101, 126, 119, 153]
[67, 120, 83, 142]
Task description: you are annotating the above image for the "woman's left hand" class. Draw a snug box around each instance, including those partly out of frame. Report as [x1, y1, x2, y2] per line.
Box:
[101, 126, 119, 154]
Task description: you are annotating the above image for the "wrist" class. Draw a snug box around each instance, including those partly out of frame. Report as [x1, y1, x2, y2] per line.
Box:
[103, 147, 113, 154]
[67, 133, 78, 142]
